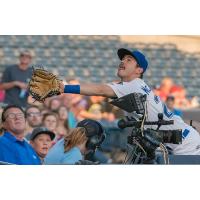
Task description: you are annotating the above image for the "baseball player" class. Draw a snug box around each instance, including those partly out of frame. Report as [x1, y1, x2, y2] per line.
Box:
[30, 48, 200, 155]
[60, 48, 200, 155]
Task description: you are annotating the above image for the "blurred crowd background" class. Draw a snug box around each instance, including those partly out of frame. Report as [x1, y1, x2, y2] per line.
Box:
[0, 35, 200, 163]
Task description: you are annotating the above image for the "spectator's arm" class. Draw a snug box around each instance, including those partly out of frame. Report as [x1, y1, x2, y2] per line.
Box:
[0, 81, 27, 90]
[0, 81, 17, 90]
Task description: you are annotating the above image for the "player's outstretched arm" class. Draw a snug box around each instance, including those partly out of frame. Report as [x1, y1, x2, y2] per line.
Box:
[59, 82, 116, 98]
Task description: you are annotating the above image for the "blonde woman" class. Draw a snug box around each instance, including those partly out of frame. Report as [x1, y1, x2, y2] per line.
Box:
[44, 119, 105, 165]
[44, 127, 88, 164]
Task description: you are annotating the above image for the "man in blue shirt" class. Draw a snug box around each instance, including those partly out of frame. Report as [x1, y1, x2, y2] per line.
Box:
[0, 105, 41, 165]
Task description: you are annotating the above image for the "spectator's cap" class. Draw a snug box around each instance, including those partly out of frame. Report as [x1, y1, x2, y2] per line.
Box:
[30, 127, 55, 141]
[117, 48, 148, 72]
[20, 50, 32, 58]
[77, 119, 104, 137]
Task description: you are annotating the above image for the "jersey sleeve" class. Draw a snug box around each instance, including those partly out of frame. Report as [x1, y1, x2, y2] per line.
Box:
[107, 79, 143, 98]
[107, 82, 126, 98]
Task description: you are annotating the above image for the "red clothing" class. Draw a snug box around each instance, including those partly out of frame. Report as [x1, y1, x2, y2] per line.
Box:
[0, 90, 5, 102]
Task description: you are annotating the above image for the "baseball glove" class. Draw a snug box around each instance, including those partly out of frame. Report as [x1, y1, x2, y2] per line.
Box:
[28, 67, 62, 102]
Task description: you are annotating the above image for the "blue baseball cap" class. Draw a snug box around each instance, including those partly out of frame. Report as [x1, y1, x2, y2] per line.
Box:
[117, 48, 148, 73]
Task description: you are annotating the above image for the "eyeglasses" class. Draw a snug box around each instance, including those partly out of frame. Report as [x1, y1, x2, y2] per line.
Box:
[5, 113, 25, 120]
[27, 112, 41, 117]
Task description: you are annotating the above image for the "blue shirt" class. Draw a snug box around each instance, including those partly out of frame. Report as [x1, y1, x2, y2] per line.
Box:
[44, 139, 82, 164]
[0, 132, 41, 165]
[68, 111, 77, 128]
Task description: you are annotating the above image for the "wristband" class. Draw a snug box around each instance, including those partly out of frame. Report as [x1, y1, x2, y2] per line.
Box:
[64, 85, 80, 94]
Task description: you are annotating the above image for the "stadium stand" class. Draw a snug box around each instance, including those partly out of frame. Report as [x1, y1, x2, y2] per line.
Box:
[0, 35, 200, 99]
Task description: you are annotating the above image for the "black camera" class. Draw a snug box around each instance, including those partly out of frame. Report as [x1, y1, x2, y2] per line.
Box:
[111, 93, 182, 164]
[118, 114, 182, 145]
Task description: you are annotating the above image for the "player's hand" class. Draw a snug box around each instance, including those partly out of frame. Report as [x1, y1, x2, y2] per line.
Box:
[28, 67, 62, 102]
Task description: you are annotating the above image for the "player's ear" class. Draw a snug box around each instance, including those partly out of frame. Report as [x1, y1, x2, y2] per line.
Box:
[136, 67, 144, 74]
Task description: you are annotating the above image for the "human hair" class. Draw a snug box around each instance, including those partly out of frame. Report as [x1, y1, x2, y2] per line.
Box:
[64, 127, 87, 153]
[25, 105, 41, 115]
[63, 120, 69, 130]
[42, 112, 58, 123]
[166, 96, 175, 102]
[0, 125, 4, 136]
[1, 105, 25, 122]
[19, 50, 32, 58]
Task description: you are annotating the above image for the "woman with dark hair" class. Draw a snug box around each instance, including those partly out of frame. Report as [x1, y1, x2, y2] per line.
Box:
[42, 112, 58, 134]
[56, 106, 69, 139]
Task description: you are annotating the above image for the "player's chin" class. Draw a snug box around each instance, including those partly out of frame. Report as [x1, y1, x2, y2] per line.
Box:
[117, 71, 124, 78]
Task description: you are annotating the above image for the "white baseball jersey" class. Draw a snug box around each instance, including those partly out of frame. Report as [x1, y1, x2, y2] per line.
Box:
[107, 78, 200, 155]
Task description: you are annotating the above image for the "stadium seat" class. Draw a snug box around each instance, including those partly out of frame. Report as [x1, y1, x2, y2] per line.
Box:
[0, 36, 200, 99]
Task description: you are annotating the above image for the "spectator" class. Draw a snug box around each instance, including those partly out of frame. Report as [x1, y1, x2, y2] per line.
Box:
[78, 96, 103, 120]
[60, 103, 77, 128]
[48, 97, 62, 112]
[25, 105, 43, 140]
[42, 112, 59, 144]
[44, 119, 105, 164]
[101, 97, 124, 120]
[62, 79, 87, 126]
[42, 112, 58, 134]
[0, 50, 33, 108]
[30, 127, 55, 163]
[189, 96, 199, 108]
[166, 96, 183, 117]
[56, 106, 69, 139]
[44, 127, 88, 164]
[170, 86, 190, 109]
[154, 77, 175, 102]
[88, 96, 116, 122]
[0, 105, 40, 164]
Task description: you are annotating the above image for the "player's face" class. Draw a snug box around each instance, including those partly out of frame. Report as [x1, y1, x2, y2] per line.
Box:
[117, 55, 142, 81]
